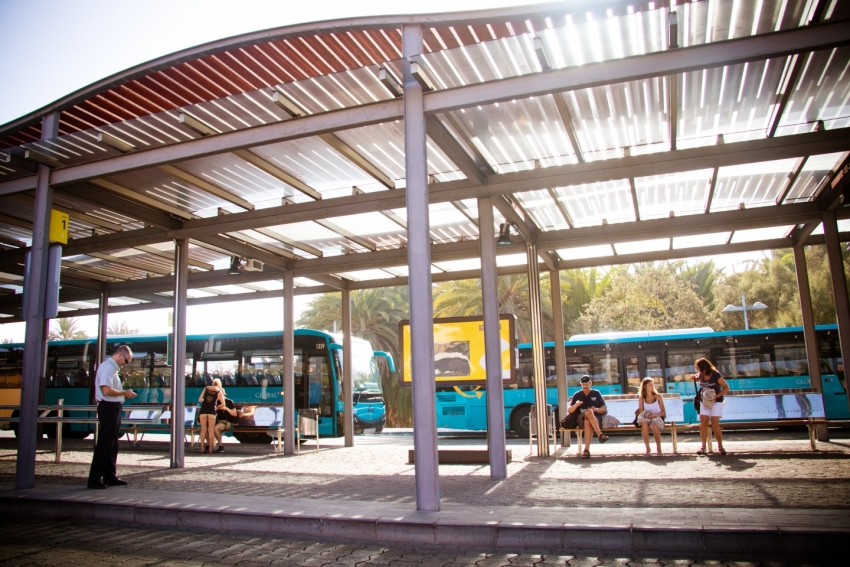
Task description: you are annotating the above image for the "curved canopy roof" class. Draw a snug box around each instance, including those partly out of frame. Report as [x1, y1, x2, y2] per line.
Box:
[0, 0, 849, 322]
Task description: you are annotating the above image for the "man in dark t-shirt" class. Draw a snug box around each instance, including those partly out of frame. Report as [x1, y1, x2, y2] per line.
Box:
[567, 375, 609, 456]
[213, 398, 242, 453]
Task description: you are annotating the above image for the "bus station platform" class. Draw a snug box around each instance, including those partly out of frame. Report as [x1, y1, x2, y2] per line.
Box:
[1, 430, 849, 560]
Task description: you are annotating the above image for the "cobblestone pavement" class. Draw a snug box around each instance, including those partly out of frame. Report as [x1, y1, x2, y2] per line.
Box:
[0, 517, 832, 567]
[1, 431, 849, 509]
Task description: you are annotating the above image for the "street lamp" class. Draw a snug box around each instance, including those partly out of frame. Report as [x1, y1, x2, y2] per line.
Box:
[721, 294, 767, 330]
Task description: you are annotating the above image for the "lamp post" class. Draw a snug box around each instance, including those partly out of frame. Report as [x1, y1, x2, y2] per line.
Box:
[721, 294, 767, 330]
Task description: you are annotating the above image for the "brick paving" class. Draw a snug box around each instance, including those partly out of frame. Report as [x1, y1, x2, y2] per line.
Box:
[0, 517, 831, 566]
[1, 431, 849, 509]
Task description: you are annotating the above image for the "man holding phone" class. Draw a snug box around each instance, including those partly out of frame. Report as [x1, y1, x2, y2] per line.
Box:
[567, 375, 609, 458]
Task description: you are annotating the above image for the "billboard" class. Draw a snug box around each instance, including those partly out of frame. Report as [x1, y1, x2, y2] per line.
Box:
[398, 315, 516, 386]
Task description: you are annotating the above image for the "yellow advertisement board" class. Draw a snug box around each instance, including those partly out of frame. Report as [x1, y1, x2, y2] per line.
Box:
[399, 315, 516, 386]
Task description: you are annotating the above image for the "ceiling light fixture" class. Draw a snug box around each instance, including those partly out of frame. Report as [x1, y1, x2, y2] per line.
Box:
[496, 222, 516, 246]
[228, 256, 243, 275]
[178, 112, 217, 136]
[409, 57, 435, 91]
[97, 131, 137, 153]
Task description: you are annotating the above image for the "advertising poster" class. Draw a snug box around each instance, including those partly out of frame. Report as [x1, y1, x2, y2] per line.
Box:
[399, 315, 516, 386]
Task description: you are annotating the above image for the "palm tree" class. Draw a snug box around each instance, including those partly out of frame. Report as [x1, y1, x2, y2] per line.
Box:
[107, 319, 140, 336]
[298, 287, 412, 426]
[674, 260, 722, 311]
[48, 318, 88, 341]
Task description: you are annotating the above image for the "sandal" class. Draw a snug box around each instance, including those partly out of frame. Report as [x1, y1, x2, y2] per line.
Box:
[599, 434, 610, 443]
[719, 448, 727, 455]
[696, 448, 707, 456]
[581, 450, 590, 459]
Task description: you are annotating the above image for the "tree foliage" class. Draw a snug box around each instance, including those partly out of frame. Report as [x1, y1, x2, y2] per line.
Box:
[107, 319, 140, 336]
[48, 318, 88, 341]
[573, 263, 719, 333]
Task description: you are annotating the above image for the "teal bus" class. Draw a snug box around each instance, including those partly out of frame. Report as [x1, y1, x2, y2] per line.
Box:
[0, 329, 392, 442]
[433, 325, 847, 436]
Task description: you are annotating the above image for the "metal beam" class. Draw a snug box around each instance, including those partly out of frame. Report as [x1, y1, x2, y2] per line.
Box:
[551, 93, 584, 163]
[89, 179, 193, 220]
[158, 164, 255, 210]
[232, 149, 322, 201]
[61, 183, 184, 230]
[194, 234, 291, 269]
[86, 252, 172, 276]
[425, 115, 486, 185]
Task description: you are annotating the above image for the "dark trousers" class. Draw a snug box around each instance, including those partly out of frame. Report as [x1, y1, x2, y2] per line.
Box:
[88, 401, 122, 483]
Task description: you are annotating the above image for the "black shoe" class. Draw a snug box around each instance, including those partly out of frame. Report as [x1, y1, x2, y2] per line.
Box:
[87, 481, 107, 490]
[104, 478, 128, 486]
[216, 446, 225, 453]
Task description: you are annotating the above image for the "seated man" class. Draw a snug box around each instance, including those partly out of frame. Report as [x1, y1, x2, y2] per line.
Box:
[566, 375, 609, 458]
[213, 396, 242, 453]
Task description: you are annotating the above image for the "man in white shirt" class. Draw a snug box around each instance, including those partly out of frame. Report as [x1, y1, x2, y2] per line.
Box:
[87, 345, 137, 489]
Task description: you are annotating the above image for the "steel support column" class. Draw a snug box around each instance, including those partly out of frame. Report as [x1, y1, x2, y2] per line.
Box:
[342, 288, 354, 447]
[97, 291, 108, 369]
[283, 270, 295, 454]
[16, 112, 59, 489]
[822, 210, 850, 413]
[403, 24, 440, 511]
[527, 243, 549, 457]
[794, 245, 822, 392]
[549, 269, 568, 443]
[170, 238, 188, 468]
[478, 197, 507, 479]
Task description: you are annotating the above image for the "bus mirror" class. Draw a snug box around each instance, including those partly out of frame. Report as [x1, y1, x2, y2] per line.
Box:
[329, 344, 342, 352]
[374, 351, 395, 373]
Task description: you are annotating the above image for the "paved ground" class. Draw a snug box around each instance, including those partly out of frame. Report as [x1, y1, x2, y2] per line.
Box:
[0, 516, 833, 566]
[1, 430, 849, 510]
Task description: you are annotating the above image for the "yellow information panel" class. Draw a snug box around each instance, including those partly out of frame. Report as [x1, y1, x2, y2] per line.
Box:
[49, 210, 69, 244]
[399, 315, 516, 386]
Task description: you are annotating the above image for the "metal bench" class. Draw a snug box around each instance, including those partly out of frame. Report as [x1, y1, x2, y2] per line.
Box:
[189, 405, 319, 453]
[559, 394, 686, 456]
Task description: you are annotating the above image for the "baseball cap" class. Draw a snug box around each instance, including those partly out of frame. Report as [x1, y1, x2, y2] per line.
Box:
[579, 375, 592, 384]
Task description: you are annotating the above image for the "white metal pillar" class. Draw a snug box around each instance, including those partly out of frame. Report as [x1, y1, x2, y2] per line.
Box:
[170, 238, 188, 468]
[822, 210, 850, 412]
[550, 269, 568, 440]
[16, 111, 59, 489]
[478, 197, 507, 479]
[342, 288, 354, 447]
[793, 245, 822, 392]
[283, 270, 296, 454]
[403, 23, 440, 511]
[526, 244, 549, 457]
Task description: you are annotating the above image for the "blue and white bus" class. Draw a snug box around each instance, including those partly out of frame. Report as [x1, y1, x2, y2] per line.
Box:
[434, 325, 847, 436]
[0, 329, 391, 442]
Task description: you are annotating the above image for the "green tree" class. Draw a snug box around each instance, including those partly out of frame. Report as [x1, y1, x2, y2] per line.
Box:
[1, 338, 15, 344]
[297, 287, 411, 426]
[574, 263, 718, 333]
[674, 260, 722, 312]
[48, 318, 88, 341]
[107, 319, 140, 336]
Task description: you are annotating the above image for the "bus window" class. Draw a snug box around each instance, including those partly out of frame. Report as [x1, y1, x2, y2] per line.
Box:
[121, 355, 151, 388]
[152, 353, 171, 387]
[591, 353, 619, 386]
[717, 348, 772, 379]
[308, 355, 333, 416]
[49, 355, 92, 388]
[665, 351, 708, 383]
[565, 355, 592, 387]
[244, 353, 283, 387]
[774, 345, 808, 376]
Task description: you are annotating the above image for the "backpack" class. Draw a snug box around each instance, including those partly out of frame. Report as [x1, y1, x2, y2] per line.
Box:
[560, 409, 579, 429]
[692, 376, 701, 413]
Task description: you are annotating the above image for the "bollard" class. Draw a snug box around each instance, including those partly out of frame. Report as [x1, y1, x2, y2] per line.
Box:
[55, 399, 63, 463]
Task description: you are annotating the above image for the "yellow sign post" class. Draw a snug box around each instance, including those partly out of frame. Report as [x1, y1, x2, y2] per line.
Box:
[49, 210, 69, 244]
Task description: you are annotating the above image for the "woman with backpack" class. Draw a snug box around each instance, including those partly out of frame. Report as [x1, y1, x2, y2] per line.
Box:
[694, 358, 730, 455]
[637, 377, 666, 456]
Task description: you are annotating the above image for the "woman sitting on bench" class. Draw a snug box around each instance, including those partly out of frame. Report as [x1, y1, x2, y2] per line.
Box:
[637, 377, 666, 456]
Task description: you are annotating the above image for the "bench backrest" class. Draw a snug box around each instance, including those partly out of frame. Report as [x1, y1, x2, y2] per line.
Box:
[604, 396, 685, 424]
[160, 407, 197, 427]
[720, 393, 825, 421]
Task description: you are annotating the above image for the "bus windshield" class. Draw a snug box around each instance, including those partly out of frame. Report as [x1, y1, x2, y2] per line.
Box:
[331, 334, 383, 396]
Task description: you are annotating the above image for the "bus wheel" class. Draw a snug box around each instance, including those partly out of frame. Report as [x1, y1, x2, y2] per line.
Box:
[232, 431, 273, 444]
[510, 406, 531, 438]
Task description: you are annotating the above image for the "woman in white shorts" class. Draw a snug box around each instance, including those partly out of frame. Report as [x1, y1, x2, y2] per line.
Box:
[694, 358, 730, 455]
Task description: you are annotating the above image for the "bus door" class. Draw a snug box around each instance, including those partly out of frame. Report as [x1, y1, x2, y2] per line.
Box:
[294, 342, 336, 436]
[623, 352, 665, 394]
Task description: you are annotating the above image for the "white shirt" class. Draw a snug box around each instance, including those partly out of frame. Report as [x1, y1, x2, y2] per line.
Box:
[95, 357, 124, 403]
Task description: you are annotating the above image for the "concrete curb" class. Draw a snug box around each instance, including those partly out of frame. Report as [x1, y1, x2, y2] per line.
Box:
[0, 484, 845, 557]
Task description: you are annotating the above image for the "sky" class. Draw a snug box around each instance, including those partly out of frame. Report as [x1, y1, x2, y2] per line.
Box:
[0, 0, 772, 343]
